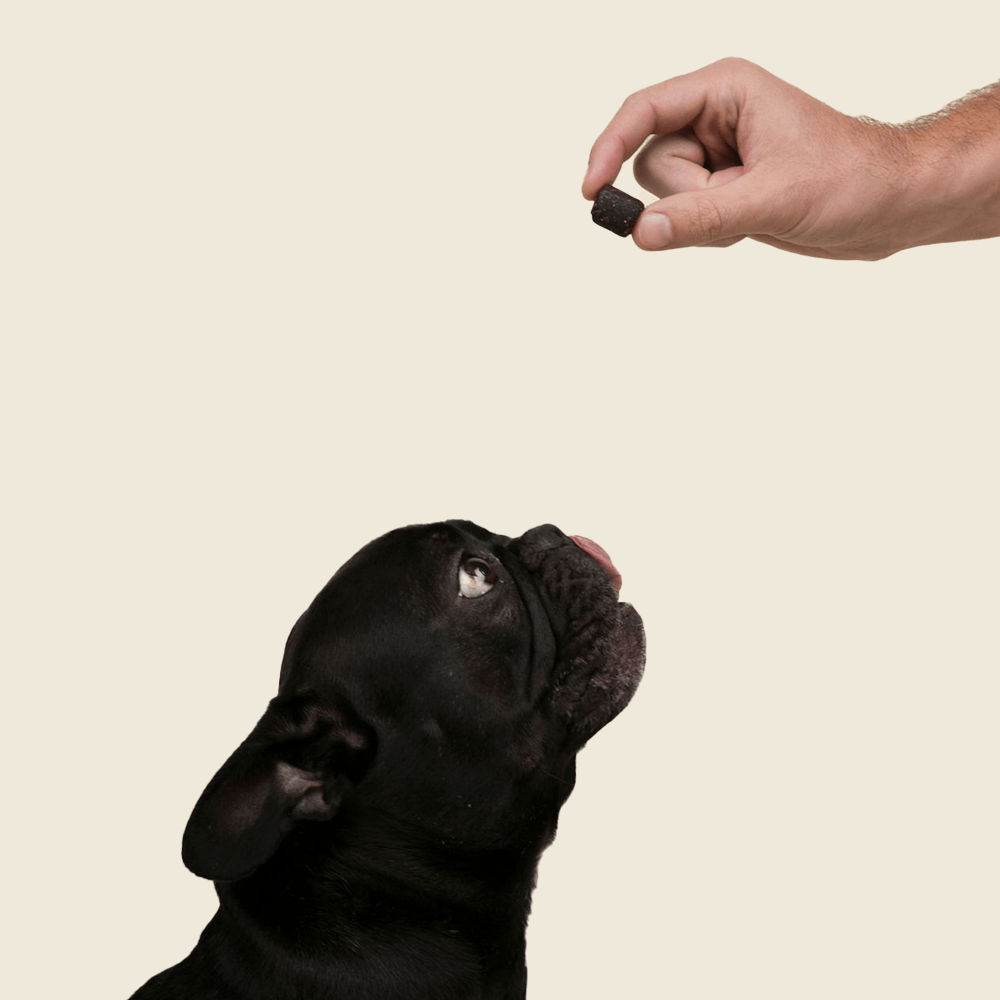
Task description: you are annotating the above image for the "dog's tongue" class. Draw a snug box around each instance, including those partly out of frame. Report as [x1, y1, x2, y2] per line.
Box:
[570, 535, 622, 594]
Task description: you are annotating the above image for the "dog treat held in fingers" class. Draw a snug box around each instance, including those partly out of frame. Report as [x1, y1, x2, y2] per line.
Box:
[129, 520, 645, 1000]
[591, 183, 645, 237]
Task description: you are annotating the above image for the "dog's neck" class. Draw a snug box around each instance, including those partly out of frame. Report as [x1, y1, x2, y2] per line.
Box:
[184, 823, 548, 1000]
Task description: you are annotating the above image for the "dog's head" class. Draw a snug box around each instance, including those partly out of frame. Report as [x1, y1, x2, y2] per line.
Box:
[181, 521, 645, 882]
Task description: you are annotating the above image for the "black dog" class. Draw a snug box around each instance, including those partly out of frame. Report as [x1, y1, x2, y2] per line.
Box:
[130, 520, 644, 1000]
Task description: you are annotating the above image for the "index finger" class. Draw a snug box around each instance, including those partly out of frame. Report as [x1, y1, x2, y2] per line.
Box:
[581, 71, 716, 200]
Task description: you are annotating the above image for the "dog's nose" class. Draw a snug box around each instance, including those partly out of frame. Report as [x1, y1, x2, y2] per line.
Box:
[568, 535, 622, 594]
[517, 524, 570, 551]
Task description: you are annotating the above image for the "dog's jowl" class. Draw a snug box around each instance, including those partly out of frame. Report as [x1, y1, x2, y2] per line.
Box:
[130, 521, 645, 1000]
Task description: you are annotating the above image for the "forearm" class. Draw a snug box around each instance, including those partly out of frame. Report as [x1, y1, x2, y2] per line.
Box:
[888, 82, 1000, 250]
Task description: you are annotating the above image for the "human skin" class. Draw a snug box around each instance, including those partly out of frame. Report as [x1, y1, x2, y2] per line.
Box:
[583, 58, 1000, 260]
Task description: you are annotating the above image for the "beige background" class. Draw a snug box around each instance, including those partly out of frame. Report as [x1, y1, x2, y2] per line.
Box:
[3, 2, 998, 997]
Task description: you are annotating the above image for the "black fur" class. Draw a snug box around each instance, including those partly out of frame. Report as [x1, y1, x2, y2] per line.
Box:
[129, 520, 645, 999]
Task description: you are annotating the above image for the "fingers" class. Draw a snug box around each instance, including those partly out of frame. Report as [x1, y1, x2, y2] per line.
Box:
[630, 133, 750, 248]
[633, 133, 709, 198]
[582, 59, 759, 201]
[633, 134, 747, 202]
[582, 71, 718, 200]
[631, 178, 763, 251]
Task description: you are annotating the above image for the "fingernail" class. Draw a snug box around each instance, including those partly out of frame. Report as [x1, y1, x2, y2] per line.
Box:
[633, 212, 672, 250]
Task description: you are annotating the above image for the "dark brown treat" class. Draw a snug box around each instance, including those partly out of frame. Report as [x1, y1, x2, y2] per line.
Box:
[591, 184, 644, 237]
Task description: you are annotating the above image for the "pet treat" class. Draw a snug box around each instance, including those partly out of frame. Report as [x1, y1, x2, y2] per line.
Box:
[591, 184, 644, 237]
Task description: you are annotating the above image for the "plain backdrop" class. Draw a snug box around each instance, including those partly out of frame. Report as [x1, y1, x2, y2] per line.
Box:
[3, 2, 998, 998]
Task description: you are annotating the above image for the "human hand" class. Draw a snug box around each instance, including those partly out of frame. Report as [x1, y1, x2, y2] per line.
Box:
[583, 58, 1000, 259]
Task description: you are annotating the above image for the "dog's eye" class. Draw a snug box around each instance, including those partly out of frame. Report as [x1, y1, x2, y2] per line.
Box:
[458, 558, 496, 598]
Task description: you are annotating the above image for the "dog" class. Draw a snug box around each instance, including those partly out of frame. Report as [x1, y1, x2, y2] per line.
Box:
[129, 520, 645, 999]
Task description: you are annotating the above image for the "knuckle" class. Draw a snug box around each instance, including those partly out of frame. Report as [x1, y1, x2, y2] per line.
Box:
[620, 89, 648, 115]
[711, 56, 758, 76]
[692, 196, 726, 242]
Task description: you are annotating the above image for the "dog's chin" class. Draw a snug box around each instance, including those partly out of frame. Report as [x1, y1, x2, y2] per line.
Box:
[558, 599, 645, 745]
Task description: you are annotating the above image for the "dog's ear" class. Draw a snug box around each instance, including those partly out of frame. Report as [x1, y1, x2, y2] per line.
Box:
[181, 691, 375, 882]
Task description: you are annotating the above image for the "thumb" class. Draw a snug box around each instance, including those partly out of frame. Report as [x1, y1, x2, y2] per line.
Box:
[632, 178, 770, 250]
